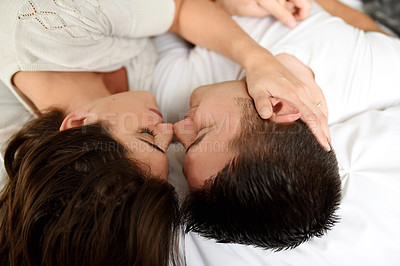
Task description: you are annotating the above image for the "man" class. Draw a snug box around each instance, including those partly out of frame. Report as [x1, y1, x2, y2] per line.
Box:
[151, 0, 400, 249]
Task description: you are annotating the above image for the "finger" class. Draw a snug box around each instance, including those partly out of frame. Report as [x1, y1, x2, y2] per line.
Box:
[313, 108, 331, 147]
[284, 82, 331, 148]
[291, 0, 312, 20]
[298, 104, 331, 151]
[318, 110, 331, 145]
[253, 92, 274, 119]
[257, 0, 297, 28]
[305, 98, 331, 145]
[284, 1, 296, 14]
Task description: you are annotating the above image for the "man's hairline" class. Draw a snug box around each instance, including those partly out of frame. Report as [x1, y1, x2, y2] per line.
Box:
[184, 97, 251, 188]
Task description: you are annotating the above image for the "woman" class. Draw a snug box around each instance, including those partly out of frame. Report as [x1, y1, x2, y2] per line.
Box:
[0, 109, 181, 266]
[0, 0, 318, 264]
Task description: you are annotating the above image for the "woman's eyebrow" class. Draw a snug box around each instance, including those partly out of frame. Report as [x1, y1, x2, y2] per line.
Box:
[186, 132, 208, 154]
[138, 138, 165, 154]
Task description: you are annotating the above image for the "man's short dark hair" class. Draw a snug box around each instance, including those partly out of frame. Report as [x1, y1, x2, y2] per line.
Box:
[182, 99, 342, 250]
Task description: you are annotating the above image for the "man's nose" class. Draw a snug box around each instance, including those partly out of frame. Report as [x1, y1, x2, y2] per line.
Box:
[173, 119, 196, 149]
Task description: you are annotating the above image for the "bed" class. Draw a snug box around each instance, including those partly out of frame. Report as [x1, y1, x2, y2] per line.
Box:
[168, 104, 400, 265]
[1, 0, 400, 265]
[165, 1, 400, 265]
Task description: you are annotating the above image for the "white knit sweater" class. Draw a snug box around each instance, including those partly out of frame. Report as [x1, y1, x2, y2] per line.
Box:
[0, 0, 175, 111]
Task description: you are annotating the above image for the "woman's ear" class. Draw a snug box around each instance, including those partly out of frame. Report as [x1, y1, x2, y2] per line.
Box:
[270, 98, 301, 123]
[59, 109, 90, 131]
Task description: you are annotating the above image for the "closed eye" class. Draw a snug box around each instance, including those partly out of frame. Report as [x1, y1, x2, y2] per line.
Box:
[186, 126, 212, 154]
[138, 127, 164, 153]
[140, 127, 157, 137]
[194, 126, 206, 136]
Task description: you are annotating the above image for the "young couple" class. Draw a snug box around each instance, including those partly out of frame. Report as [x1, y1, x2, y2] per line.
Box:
[1, 0, 400, 265]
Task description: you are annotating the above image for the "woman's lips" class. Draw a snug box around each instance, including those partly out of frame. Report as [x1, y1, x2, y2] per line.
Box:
[149, 108, 163, 119]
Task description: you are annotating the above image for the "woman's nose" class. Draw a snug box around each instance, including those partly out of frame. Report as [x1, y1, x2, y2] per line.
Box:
[173, 119, 196, 149]
[156, 123, 174, 149]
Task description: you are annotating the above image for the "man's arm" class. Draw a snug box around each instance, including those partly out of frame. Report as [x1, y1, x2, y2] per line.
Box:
[168, 0, 331, 151]
[315, 0, 391, 35]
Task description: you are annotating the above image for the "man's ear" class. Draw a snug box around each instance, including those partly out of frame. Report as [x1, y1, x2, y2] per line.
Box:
[270, 98, 301, 123]
[59, 109, 90, 131]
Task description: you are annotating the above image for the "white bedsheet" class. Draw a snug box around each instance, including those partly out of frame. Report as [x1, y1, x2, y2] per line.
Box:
[0, 0, 399, 265]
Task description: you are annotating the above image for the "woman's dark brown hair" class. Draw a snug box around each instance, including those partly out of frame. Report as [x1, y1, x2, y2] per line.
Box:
[0, 109, 182, 266]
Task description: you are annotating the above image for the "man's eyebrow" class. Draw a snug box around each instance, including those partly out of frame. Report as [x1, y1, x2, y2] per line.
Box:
[186, 133, 207, 154]
[138, 139, 165, 154]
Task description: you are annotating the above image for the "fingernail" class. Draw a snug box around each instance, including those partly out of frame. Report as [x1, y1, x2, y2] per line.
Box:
[325, 141, 332, 152]
[260, 107, 271, 118]
[288, 20, 296, 28]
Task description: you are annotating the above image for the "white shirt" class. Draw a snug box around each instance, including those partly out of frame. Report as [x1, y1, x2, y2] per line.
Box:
[0, 0, 175, 111]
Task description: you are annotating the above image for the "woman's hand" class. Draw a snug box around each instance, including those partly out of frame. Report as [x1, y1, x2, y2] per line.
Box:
[214, 0, 312, 28]
[170, 0, 328, 150]
[243, 48, 331, 151]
